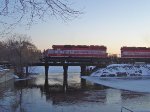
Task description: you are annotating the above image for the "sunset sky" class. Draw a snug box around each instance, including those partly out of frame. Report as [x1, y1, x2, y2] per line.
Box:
[17, 0, 150, 55]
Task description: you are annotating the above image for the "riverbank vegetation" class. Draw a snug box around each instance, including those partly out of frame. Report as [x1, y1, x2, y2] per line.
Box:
[0, 34, 41, 78]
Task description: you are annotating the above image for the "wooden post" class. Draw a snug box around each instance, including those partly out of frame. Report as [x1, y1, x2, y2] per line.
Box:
[63, 65, 68, 92]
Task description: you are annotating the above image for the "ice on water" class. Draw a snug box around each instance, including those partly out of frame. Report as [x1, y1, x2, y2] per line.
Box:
[82, 64, 150, 93]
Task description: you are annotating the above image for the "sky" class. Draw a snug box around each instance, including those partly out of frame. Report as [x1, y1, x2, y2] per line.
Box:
[16, 0, 150, 54]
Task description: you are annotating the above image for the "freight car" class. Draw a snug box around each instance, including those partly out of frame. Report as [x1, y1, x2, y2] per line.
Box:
[121, 47, 150, 58]
[43, 45, 107, 58]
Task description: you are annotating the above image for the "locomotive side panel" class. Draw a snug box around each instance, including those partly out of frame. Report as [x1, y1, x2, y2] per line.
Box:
[121, 47, 150, 58]
[45, 45, 107, 58]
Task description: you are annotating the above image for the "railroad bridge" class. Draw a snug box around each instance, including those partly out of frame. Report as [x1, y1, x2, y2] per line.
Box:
[28, 57, 150, 79]
[26, 57, 150, 91]
[28, 57, 150, 74]
[1, 57, 150, 91]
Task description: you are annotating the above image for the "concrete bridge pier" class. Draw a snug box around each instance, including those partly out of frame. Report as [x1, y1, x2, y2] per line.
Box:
[45, 64, 49, 86]
[26, 66, 28, 76]
[80, 66, 87, 88]
[80, 66, 86, 76]
[63, 65, 68, 92]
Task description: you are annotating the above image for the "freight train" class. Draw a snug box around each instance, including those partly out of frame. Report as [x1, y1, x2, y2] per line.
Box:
[43, 45, 150, 59]
[43, 45, 107, 58]
[121, 47, 150, 58]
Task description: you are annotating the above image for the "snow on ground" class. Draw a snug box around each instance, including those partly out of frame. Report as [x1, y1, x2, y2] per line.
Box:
[82, 64, 150, 93]
[91, 64, 150, 77]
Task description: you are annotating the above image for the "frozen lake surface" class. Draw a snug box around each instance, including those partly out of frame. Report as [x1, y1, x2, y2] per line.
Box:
[82, 76, 150, 93]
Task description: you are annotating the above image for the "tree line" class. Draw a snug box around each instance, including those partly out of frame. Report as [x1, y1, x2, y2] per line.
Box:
[0, 34, 41, 77]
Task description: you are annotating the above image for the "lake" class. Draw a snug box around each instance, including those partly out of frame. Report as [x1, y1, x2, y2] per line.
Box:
[0, 66, 150, 112]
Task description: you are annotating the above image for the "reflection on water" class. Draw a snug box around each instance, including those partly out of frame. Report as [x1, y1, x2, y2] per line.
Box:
[1, 71, 150, 112]
[106, 89, 121, 104]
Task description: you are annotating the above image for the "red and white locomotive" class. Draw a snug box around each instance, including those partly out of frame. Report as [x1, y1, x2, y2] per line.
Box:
[43, 45, 107, 58]
[43, 45, 150, 59]
[121, 47, 150, 58]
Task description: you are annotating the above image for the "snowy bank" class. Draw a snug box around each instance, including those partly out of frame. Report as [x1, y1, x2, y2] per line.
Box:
[91, 64, 150, 77]
[82, 64, 150, 93]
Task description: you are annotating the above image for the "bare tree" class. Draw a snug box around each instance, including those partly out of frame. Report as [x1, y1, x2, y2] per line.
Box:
[0, 0, 81, 35]
[5, 34, 41, 77]
[0, 41, 7, 61]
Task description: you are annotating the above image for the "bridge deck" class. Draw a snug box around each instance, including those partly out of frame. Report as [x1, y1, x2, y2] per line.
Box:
[30, 57, 150, 66]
